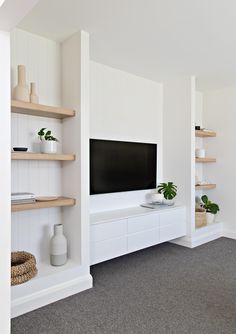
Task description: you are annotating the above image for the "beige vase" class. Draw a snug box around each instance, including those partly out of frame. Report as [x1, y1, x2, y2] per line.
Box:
[13, 65, 30, 102]
[30, 82, 39, 104]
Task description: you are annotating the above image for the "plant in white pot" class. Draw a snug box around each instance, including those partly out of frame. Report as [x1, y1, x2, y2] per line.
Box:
[201, 195, 220, 225]
[38, 128, 59, 154]
[157, 182, 177, 206]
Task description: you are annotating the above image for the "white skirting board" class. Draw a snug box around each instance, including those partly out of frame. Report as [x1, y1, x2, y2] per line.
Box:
[171, 222, 223, 248]
[223, 229, 236, 239]
[11, 274, 93, 318]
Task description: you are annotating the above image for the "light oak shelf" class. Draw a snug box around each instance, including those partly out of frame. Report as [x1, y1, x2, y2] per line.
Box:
[11, 100, 75, 119]
[11, 152, 76, 161]
[195, 157, 216, 163]
[195, 184, 216, 190]
[195, 130, 216, 137]
[11, 197, 76, 212]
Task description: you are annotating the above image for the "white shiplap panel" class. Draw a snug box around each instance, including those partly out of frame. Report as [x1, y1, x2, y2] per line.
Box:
[11, 28, 62, 262]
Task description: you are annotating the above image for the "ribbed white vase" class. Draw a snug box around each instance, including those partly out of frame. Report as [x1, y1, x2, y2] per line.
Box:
[50, 224, 67, 266]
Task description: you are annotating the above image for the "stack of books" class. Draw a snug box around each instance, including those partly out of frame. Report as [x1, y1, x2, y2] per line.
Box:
[11, 192, 36, 205]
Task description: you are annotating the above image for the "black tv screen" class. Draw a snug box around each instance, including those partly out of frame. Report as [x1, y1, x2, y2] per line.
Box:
[90, 139, 157, 195]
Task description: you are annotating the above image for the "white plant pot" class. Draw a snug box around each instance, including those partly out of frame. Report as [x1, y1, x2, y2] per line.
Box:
[163, 198, 175, 206]
[206, 212, 215, 225]
[41, 140, 57, 154]
[150, 193, 163, 204]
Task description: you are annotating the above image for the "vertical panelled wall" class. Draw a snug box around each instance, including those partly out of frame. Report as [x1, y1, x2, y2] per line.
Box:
[11, 29, 62, 261]
[61, 31, 90, 269]
[0, 30, 11, 334]
[203, 86, 236, 237]
[163, 77, 195, 236]
[90, 61, 163, 213]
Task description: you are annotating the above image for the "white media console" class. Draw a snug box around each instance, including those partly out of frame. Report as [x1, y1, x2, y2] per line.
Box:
[90, 205, 186, 265]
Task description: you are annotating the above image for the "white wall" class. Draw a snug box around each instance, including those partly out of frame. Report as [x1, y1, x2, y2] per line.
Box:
[163, 77, 195, 235]
[11, 29, 62, 261]
[0, 30, 11, 334]
[203, 86, 236, 237]
[90, 61, 163, 213]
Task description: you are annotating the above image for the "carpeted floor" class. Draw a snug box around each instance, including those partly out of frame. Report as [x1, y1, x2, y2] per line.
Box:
[11, 238, 236, 334]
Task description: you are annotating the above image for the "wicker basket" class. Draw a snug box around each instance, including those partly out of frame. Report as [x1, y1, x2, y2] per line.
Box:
[195, 208, 207, 228]
[11, 251, 37, 286]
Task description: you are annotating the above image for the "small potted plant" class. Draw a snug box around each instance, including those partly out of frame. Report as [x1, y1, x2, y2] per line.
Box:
[157, 182, 177, 206]
[201, 195, 220, 225]
[38, 128, 59, 154]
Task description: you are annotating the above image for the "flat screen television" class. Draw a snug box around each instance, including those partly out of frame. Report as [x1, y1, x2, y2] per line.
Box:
[90, 139, 157, 195]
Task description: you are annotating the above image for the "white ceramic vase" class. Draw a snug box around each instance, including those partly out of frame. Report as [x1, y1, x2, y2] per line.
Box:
[41, 140, 57, 154]
[13, 65, 30, 102]
[206, 212, 215, 225]
[50, 224, 67, 266]
[195, 148, 205, 158]
[30, 82, 39, 104]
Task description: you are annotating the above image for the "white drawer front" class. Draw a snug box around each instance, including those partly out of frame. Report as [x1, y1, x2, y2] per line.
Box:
[128, 214, 159, 234]
[128, 229, 159, 253]
[160, 221, 186, 243]
[159, 208, 186, 228]
[91, 236, 127, 265]
[90, 219, 127, 243]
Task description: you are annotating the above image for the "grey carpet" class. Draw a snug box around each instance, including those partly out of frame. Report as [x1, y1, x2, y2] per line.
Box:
[11, 237, 236, 334]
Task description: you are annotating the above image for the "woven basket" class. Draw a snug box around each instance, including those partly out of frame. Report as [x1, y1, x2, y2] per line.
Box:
[195, 208, 207, 228]
[11, 251, 37, 286]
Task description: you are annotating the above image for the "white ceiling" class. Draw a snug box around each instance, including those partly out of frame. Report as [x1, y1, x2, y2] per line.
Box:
[18, 0, 236, 90]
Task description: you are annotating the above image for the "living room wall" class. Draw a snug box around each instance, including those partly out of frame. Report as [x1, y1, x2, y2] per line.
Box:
[90, 61, 163, 213]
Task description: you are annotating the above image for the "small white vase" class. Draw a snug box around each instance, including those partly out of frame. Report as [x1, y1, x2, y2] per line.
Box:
[206, 212, 215, 225]
[150, 193, 163, 204]
[13, 65, 30, 102]
[41, 140, 57, 154]
[195, 148, 205, 158]
[50, 224, 67, 266]
[30, 82, 39, 104]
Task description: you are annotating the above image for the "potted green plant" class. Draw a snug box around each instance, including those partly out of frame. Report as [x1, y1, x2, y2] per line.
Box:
[201, 195, 220, 225]
[38, 128, 59, 153]
[157, 182, 177, 205]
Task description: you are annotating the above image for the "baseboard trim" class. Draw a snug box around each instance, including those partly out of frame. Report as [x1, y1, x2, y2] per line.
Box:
[171, 223, 223, 248]
[11, 274, 93, 318]
[223, 230, 236, 239]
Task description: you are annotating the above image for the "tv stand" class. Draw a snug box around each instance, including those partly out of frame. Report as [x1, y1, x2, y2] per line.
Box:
[90, 205, 186, 264]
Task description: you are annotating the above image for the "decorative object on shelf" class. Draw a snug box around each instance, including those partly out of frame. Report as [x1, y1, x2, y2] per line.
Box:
[50, 224, 67, 266]
[13, 65, 30, 102]
[157, 182, 177, 206]
[201, 195, 220, 225]
[38, 127, 59, 154]
[195, 148, 205, 158]
[195, 125, 201, 130]
[150, 190, 163, 204]
[30, 82, 39, 104]
[195, 208, 207, 228]
[13, 147, 28, 152]
[11, 251, 37, 286]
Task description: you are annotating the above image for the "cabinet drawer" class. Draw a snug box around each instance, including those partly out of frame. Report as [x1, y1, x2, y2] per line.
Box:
[90, 219, 127, 243]
[128, 214, 159, 234]
[91, 236, 127, 265]
[160, 208, 186, 228]
[160, 221, 186, 243]
[128, 229, 159, 253]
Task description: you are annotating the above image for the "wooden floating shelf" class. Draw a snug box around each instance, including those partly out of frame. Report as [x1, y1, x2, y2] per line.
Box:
[195, 157, 216, 163]
[195, 184, 216, 190]
[11, 100, 75, 119]
[11, 197, 76, 212]
[195, 130, 216, 137]
[11, 152, 76, 161]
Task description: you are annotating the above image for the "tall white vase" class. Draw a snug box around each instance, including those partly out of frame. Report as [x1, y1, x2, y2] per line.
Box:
[13, 65, 30, 102]
[50, 224, 67, 266]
